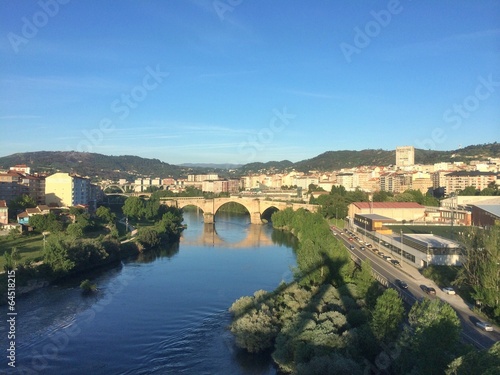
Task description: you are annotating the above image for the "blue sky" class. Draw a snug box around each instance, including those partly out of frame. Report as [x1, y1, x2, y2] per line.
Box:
[1, 0, 499, 165]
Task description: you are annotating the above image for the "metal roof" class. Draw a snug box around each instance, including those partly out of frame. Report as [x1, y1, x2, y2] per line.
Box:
[354, 202, 424, 209]
[473, 204, 500, 218]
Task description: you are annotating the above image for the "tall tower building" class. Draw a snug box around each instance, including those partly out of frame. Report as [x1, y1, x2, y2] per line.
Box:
[396, 146, 415, 167]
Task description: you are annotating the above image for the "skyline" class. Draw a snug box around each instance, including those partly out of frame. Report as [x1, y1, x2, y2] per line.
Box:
[1, 1, 499, 164]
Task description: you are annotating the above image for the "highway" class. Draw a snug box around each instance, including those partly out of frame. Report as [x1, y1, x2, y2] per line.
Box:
[330, 225, 499, 350]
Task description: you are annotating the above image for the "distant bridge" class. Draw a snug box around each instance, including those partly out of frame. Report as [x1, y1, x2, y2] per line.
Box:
[160, 197, 319, 225]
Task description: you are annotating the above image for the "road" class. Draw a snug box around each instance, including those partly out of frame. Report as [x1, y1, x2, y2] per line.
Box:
[330, 225, 499, 350]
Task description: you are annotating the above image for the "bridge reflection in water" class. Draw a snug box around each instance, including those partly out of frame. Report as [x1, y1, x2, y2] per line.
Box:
[180, 219, 276, 248]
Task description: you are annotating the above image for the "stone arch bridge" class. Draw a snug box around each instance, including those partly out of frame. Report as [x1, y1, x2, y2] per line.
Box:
[160, 197, 319, 224]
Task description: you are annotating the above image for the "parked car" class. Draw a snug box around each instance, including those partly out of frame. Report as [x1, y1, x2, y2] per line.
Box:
[476, 321, 494, 332]
[378, 252, 385, 258]
[384, 256, 392, 262]
[367, 244, 373, 248]
[423, 286, 436, 295]
[442, 287, 456, 295]
[360, 246, 365, 251]
[395, 279, 408, 289]
[390, 259, 401, 267]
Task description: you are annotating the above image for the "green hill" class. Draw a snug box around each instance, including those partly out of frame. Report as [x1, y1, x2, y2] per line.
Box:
[0, 151, 185, 181]
[0, 143, 497, 179]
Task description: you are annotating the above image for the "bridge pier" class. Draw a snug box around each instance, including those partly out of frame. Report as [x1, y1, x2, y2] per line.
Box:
[250, 212, 263, 225]
[203, 212, 214, 224]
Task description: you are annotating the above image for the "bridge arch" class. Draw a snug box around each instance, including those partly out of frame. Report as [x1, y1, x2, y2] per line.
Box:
[159, 197, 319, 225]
[103, 184, 126, 193]
[213, 200, 252, 217]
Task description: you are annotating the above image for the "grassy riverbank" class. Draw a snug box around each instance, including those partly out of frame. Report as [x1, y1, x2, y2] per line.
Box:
[229, 208, 489, 374]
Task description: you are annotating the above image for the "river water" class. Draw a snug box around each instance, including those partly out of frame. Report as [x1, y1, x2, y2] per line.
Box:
[1, 211, 297, 375]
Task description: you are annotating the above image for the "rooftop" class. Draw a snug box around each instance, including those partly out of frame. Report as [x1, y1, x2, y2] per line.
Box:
[353, 202, 424, 209]
[473, 204, 500, 218]
[357, 213, 396, 222]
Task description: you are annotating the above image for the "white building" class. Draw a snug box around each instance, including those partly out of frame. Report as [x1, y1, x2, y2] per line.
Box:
[396, 146, 415, 167]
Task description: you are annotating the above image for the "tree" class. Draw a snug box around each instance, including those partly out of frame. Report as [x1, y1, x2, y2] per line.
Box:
[122, 197, 145, 220]
[354, 259, 375, 298]
[394, 192, 416, 202]
[96, 206, 115, 224]
[29, 213, 63, 233]
[8, 194, 37, 219]
[66, 223, 84, 238]
[372, 190, 394, 202]
[370, 288, 404, 342]
[406, 298, 461, 374]
[458, 186, 479, 196]
[3, 248, 21, 271]
[403, 189, 425, 204]
[456, 227, 500, 318]
[137, 227, 161, 248]
[446, 341, 500, 375]
[43, 234, 75, 274]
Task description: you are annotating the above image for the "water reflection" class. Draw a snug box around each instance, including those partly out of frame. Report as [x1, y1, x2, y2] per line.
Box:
[0, 211, 296, 375]
[181, 211, 297, 250]
[134, 242, 180, 263]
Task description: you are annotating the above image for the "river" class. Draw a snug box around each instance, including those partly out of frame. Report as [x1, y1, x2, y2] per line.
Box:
[1, 210, 297, 375]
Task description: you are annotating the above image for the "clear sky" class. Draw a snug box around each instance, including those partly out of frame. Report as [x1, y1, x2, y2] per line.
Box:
[1, 0, 499, 165]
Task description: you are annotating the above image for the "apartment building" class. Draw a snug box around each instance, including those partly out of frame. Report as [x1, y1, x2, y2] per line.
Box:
[202, 179, 240, 194]
[187, 174, 219, 182]
[45, 172, 91, 207]
[444, 171, 497, 195]
[9, 164, 31, 174]
[0, 171, 29, 203]
[379, 172, 412, 193]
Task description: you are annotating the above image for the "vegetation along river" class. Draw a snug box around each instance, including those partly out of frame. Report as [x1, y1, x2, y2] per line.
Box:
[0, 210, 298, 374]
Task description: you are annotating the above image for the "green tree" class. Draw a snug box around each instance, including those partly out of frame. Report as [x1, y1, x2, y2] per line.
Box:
[122, 197, 145, 220]
[2, 247, 21, 271]
[29, 213, 63, 233]
[423, 193, 440, 206]
[446, 341, 500, 375]
[370, 288, 404, 342]
[66, 223, 84, 238]
[403, 189, 425, 204]
[43, 234, 75, 274]
[372, 190, 394, 202]
[406, 298, 462, 375]
[354, 259, 376, 298]
[457, 227, 500, 318]
[96, 206, 115, 224]
[137, 227, 161, 248]
[394, 192, 416, 202]
[458, 186, 479, 196]
[8, 194, 37, 219]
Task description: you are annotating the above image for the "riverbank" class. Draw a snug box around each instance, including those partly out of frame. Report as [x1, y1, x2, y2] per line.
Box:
[0, 211, 296, 375]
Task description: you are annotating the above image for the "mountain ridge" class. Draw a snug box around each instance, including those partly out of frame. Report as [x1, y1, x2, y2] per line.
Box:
[0, 143, 498, 180]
